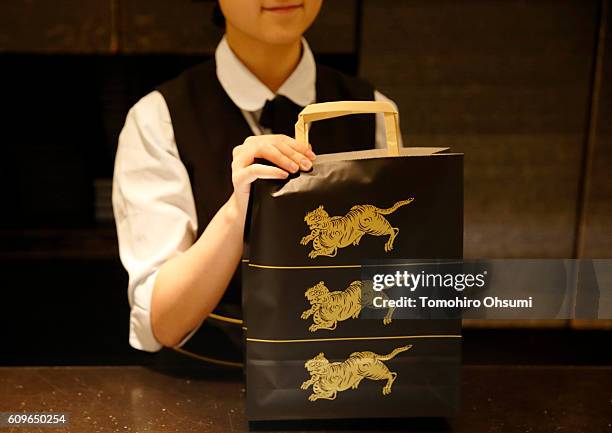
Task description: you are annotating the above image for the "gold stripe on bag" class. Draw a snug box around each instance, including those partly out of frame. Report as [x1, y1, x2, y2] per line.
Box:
[247, 261, 465, 270]
[248, 263, 362, 269]
[246, 334, 461, 344]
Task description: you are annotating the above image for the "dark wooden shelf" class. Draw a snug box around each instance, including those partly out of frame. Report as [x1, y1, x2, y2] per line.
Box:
[0, 227, 119, 259]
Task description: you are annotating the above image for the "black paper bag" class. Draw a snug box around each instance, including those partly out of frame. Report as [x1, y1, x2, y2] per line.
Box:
[243, 101, 463, 421]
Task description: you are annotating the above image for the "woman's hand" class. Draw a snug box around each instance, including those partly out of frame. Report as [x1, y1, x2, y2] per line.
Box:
[230, 134, 316, 213]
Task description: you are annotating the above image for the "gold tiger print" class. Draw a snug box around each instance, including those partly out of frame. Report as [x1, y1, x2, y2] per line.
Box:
[301, 345, 412, 401]
[300, 199, 414, 259]
[301, 280, 394, 332]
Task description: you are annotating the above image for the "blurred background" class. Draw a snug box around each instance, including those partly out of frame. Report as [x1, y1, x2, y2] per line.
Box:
[0, 0, 610, 366]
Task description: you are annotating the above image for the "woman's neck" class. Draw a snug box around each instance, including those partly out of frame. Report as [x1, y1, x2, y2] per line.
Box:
[225, 25, 302, 94]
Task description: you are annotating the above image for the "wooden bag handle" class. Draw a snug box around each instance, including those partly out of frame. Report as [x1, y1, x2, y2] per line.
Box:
[294, 101, 400, 156]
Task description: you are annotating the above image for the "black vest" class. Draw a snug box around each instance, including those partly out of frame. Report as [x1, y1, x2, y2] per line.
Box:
[156, 58, 375, 362]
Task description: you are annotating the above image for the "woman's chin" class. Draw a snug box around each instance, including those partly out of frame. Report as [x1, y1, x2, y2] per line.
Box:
[258, 27, 305, 46]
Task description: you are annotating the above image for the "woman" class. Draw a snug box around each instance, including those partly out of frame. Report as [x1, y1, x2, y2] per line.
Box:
[112, 0, 401, 362]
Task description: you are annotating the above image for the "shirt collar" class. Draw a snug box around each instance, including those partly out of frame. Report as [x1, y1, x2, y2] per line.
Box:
[215, 35, 316, 112]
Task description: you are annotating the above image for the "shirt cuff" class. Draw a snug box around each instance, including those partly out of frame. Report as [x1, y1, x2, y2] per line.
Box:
[129, 270, 163, 352]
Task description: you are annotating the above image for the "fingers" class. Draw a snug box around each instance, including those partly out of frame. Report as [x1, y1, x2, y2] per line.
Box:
[281, 134, 317, 162]
[233, 141, 297, 173]
[231, 135, 317, 192]
[232, 163, 288, 187]
[273, 136, 315, 171]
[256, 142, 301, 173]
[233, 135, 316, 173]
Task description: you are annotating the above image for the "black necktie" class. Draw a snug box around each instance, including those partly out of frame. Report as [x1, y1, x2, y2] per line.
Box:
[259, 95, 303, 137]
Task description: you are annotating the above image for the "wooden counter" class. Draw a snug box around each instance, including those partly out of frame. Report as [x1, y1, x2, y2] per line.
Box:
[0, 365, 610, 432]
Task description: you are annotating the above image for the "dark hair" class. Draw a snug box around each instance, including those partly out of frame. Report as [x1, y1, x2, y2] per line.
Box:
[212, 1, 226, 29]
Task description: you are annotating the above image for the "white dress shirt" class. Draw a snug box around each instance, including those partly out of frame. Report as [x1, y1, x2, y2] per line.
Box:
[112, 36, 403, 352]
